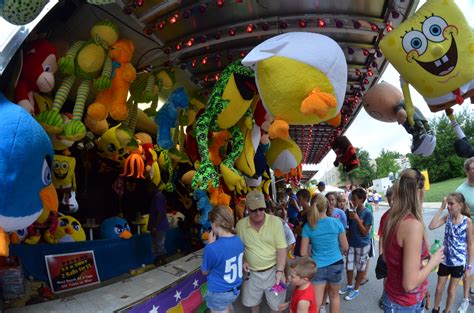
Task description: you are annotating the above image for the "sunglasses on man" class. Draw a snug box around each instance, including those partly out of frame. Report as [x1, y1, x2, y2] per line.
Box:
[249, 207, 265, 213]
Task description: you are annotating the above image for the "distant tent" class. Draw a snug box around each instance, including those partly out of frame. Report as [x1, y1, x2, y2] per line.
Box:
[324, 185, 344, 193]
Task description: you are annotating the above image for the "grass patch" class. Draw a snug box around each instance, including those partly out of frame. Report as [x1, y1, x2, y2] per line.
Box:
[424, 177, 466, 202]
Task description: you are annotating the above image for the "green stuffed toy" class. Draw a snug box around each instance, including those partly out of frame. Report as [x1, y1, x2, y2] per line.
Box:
[191, 61, 256, 191]
[0, 0, 47, 25]
[36, 20, 119, 141]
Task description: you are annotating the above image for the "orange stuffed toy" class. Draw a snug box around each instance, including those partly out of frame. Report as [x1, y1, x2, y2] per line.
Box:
[87, 39, 136, 123]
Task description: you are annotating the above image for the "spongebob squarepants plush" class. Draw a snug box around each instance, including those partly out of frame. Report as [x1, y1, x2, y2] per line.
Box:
[242, 32, 347, 139]
[380, 0, 474, 126]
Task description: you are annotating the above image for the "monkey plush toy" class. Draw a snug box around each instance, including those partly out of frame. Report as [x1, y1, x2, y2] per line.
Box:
[331, 136, 359, 173]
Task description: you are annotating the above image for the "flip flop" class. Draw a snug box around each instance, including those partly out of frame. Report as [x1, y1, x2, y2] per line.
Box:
[360, 279, 369, 286]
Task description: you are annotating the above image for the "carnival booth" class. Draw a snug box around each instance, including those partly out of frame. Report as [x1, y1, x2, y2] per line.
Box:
[2, 0, 470, 311]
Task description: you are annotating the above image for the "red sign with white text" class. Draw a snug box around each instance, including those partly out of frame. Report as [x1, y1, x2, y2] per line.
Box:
[45, 250, 100, 293]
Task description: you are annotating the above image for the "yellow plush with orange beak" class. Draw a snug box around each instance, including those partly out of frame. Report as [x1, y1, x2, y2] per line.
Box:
[44, 215, 86, 243]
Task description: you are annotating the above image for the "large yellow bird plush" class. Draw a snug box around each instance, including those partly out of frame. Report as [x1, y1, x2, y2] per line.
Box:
[242, 32, 347, 139]
[44, 215, 86, 243]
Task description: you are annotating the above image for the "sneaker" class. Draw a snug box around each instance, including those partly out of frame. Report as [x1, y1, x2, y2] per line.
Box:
[378, 297, 384, 310]
[456, 298, 470, 313]
[319, 305, 327, 313]
[344, 289, 360, 301]
[339, 285, 354, 295]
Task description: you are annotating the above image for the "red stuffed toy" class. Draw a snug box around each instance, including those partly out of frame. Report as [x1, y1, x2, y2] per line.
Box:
[331, 136, 359, 173]
[14, 40, 57, 115]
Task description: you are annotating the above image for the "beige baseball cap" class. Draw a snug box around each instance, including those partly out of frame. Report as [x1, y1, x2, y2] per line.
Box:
[246, 190, 266, 211]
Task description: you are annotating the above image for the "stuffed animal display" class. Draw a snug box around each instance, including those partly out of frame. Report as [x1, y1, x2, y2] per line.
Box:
[87, 39, 136, 124]
[363, 82, 436, 156]
[191, 61, 256, 191]
[331, 136, 359, 173]
[96, 124, 132, 165]
[36, 20, 119, 141]
[193, 189, 212, 229]
[0, 92, 58, 256]
[14, 40, 57, 114]
[266, 137, 302, 177]
[100, 217, 132, 239]
[155, 87, 189, 150]
[242, 32, 347, 139]
[379, 0, 473, 126]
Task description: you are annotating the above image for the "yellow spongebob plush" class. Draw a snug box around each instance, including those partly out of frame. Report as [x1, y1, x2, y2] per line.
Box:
[380, 0, 474, 125]
[242, 32, 347, 139]
[52, 155, 76, 190]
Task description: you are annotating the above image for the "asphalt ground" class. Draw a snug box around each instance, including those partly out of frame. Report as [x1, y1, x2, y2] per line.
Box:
[233, 203, 471, 312]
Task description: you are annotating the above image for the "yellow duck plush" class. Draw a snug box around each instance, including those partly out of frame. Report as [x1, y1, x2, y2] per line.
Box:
[379, 0, 474, 125]
[266, 137, 302, 177]
[242, 32, 347, 139]
[44, 215, 86, 243]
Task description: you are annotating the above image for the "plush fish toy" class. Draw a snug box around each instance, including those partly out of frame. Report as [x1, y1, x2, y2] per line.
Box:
[0, 92, 58, 256]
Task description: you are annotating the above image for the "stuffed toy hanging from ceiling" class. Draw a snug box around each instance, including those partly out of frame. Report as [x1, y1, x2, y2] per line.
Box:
[14, 40, 57, 115]
[86, 39, 136, 129]
[241, 32, 347, 139]
[0, 93, 58, 255]
[363, 82, 436, 157]
[266, 137, 302, 177]
[191, 60, 257, 191]
[0, 0, 48, 25]
[36, 20, 119, 141]
[379, 0, 473, 127]
[331, 136, 360, 173]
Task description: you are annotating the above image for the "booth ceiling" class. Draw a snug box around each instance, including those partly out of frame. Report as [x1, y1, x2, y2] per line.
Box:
[63, 0, 419, 165]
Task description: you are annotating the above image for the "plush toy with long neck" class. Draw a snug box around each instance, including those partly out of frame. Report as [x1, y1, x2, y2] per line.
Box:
[14, 40, 57, 115]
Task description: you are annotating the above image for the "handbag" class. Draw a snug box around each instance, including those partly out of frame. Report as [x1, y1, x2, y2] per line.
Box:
[375, 254, 387, 279]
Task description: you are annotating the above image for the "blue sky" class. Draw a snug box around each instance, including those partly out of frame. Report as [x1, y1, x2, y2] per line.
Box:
[310, 0, 474, 180]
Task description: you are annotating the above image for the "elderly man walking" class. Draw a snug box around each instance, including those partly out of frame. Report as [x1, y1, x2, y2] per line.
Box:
[236, 190, 288, 313]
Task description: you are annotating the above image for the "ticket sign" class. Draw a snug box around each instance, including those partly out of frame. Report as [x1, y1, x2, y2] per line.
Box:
[45, 250, 100, 293]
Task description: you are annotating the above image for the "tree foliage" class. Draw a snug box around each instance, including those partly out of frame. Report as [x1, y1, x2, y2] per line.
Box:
[375, 149, 401, 178]
[408, 109, 473, 183]
[338, 148, 376, 187]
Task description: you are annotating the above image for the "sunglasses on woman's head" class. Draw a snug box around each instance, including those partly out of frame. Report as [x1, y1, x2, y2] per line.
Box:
[410, 168, 425, 189]
[249, 207, 266, 213]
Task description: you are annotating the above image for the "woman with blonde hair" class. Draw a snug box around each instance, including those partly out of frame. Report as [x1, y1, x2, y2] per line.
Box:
[301, 193, 348, 313]
[382, 169, 444, 312]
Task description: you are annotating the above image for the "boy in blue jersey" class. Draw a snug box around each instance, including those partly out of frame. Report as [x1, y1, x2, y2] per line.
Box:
[202, 205, 244, 313]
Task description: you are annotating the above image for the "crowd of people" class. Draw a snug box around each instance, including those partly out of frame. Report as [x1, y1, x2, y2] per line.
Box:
[200, 157, 474, 313]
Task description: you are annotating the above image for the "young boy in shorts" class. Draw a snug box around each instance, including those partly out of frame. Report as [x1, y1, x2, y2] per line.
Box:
[339, 188, 373, 301]
[279, 257, 318, 313]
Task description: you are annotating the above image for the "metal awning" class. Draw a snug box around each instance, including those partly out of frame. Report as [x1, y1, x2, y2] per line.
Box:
[5, 0, 419, 166]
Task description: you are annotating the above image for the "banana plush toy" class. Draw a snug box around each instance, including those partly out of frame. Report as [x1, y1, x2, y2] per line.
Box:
[379, 0, 473, 126]
[242, 32, 347, 139]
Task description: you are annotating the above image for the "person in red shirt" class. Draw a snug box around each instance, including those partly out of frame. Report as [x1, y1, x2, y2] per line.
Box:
[376, 186, 393, 309]
[382, 169, 444, 312]
[279, 257, 318, 313]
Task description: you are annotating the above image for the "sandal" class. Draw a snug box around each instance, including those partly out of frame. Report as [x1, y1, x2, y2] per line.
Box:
[360, 279, 369, 286]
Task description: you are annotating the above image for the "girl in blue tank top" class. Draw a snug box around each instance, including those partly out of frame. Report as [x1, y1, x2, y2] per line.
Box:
[428, 192, 473, 313]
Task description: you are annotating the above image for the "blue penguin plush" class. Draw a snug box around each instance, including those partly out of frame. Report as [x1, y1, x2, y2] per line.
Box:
[0, 92, 58, 255]
[100, 217, 132, 239]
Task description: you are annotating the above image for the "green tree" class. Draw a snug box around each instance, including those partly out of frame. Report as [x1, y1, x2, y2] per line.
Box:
[375, 149, 401, 178]
[339, 148, 376, 187]
[408, 109, 472, 183]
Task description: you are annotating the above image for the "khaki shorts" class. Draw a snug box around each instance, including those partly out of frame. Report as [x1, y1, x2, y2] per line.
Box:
[241, 267, 286, 311]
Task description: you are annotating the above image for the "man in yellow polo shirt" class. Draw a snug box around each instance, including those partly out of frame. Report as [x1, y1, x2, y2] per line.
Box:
[236, 190, 288, 313]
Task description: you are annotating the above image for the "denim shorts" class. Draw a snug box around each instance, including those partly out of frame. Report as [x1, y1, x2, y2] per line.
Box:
[312, 260, 343, 285]
[205, 290, 239, 312]
[382, 292, 424, 312]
